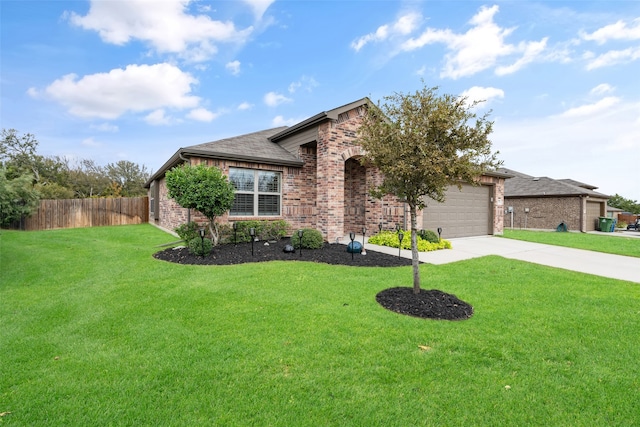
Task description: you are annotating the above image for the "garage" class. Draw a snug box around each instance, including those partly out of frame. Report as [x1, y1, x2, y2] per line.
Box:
[422, 184, 492, 238]
[586, 201, 602, 231]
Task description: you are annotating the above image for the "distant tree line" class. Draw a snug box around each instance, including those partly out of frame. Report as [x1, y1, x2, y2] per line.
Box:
[1, 128, 151, 227]
[608, 194, 640, 215]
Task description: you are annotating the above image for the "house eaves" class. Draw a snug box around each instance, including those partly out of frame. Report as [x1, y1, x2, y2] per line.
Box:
[144, 127, 304, 188]
[269, 97, 371, 142]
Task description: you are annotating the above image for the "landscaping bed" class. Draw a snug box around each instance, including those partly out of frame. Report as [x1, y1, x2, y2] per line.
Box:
[154, 239, 471, 320]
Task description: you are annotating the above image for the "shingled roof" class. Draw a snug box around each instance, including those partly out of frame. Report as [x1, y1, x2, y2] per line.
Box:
[498, 167, 609, 198]
[187, 127, 300, 165]
[145, 127, 303, 186]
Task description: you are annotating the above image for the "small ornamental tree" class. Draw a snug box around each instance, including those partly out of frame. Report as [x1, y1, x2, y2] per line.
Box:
[358, 85, 501, 294]
[165, 164, 235, 246]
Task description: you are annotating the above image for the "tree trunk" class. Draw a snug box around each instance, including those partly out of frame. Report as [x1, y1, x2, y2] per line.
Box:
[410, 204, 421, 294]
[208, 220, 219, 246]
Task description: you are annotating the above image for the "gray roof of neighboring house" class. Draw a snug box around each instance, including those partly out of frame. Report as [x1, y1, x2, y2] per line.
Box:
[498, 167, 609, 198]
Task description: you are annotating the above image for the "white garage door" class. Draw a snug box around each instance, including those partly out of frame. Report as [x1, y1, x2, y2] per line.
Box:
[422, 184, 492, 238]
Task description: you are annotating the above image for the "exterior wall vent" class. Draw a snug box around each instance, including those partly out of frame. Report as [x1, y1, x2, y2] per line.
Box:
[337, 112, 350, 123]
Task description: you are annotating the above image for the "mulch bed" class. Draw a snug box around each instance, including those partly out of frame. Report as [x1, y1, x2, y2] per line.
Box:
[154, 239, 473, 320]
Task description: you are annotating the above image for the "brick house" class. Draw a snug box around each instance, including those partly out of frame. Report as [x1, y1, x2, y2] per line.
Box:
[499, 168, 610, 232]
[146, 98, 510, 242]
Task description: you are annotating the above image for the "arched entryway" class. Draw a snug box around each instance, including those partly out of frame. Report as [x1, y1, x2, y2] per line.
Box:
[344, 157, 367, 235]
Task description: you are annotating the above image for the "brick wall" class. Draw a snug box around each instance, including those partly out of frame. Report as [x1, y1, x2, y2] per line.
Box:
[504, 197, 582, 231]
[479, 175, 506, 235]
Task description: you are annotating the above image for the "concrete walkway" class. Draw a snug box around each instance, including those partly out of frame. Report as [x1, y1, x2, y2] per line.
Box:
[359, 235, 640, 284]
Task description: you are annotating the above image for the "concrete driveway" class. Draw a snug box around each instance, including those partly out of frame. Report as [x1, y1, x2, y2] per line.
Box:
[363, 235, 640, 284]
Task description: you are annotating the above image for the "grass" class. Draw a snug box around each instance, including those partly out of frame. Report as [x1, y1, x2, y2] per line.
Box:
[502, 229, 640, 258]
[1, 224, 640, 426]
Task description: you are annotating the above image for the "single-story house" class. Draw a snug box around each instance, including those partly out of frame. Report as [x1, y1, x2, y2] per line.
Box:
[145, 98, 510, 242]
[498, 168, 610, 232]
[607, 206, 623, 220]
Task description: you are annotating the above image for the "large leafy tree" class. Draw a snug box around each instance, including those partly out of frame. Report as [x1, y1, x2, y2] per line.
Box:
[0, 169, 40, 227]
[608, 194, 640, 214]
[1, 128, 39, 179]
[165, 164, 236, 245]
[358, 85, 501, 294]
[105, 160, 151, 197]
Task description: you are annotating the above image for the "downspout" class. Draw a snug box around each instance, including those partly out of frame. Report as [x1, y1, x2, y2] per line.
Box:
[579, 195, 585, 233]
[179, 151, 192, 223]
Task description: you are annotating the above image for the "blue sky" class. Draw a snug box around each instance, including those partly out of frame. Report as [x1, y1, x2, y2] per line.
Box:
[2, 0, 639, 201]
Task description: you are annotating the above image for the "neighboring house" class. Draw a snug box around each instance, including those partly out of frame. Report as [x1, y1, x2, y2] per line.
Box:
[145, 98, 510, 242]
[499, 168, 610, 232]
[607, 206, 623, 220]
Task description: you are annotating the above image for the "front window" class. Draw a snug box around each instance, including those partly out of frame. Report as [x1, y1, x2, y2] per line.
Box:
[229, 168, 281, 216]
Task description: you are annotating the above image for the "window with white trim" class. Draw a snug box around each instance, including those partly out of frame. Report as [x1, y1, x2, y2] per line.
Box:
[229, 168, 281, 216]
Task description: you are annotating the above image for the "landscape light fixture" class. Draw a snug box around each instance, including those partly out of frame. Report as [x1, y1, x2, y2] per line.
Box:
[397, 231, 404, 258]
[233, 222, 238, 246]
[361, 226, 367, 255]
[349, 231, 356, 260]
[249, 227, 255, 256]
[395, 223, 400, 232]
[297, 229, 304, 257]
[437, 227, 442, 242]
[198, 227, 206, 257]
[378, 222, 383, 233]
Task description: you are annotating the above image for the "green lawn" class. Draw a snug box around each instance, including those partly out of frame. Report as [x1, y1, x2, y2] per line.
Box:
[502, 229, 640, 258]
[1, 225, 639, 426]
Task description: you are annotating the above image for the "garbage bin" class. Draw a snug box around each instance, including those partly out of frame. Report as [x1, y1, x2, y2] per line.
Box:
[599, 217, 614, 232]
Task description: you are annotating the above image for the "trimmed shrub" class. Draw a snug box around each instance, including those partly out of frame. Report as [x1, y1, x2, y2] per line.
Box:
[221, 220, 290, 244]
[419, 229, 440, 243]
[368, 230, 451, 252]
[175, 221, 200, 242]
[188, 236, 212, 256]
[290, 228, 324, 249]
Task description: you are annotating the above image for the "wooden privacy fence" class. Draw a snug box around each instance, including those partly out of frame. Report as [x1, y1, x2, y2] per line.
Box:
[618, 213, 638, 224]
[19, 197, 149, 231]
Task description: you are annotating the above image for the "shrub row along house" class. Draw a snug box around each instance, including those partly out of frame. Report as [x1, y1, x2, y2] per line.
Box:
[145, 98, 512, 242]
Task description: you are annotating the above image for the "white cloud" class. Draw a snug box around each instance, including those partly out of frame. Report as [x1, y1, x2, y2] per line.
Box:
[272, 115, 301, 127]
[590, 84, 615, 96]
[492, 98, 640, 200]
[585, 46, 640, 70]
[238, 102, 253, 110]
[460, 86, 505, 109]
[351, 12, 421, 51]
[144, 109, 172, 125]
[401, 5, 546, 79]
[495, 38, 548, 76]
[186, 108, 218, 122]
[554, 96, 620, 119]
[288, 76, 318, 93]
[415, 65, 427, 76]
[68, 0, 253, 62]
[90, 123, 119, 132]
[81, 137, 101, 147]
[264, 91, 292, 107]
[226, 60, 241, 75]
[40, 63, 200, 120]
[580, 18, 640, 44]
[242, 0, 275, 20]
